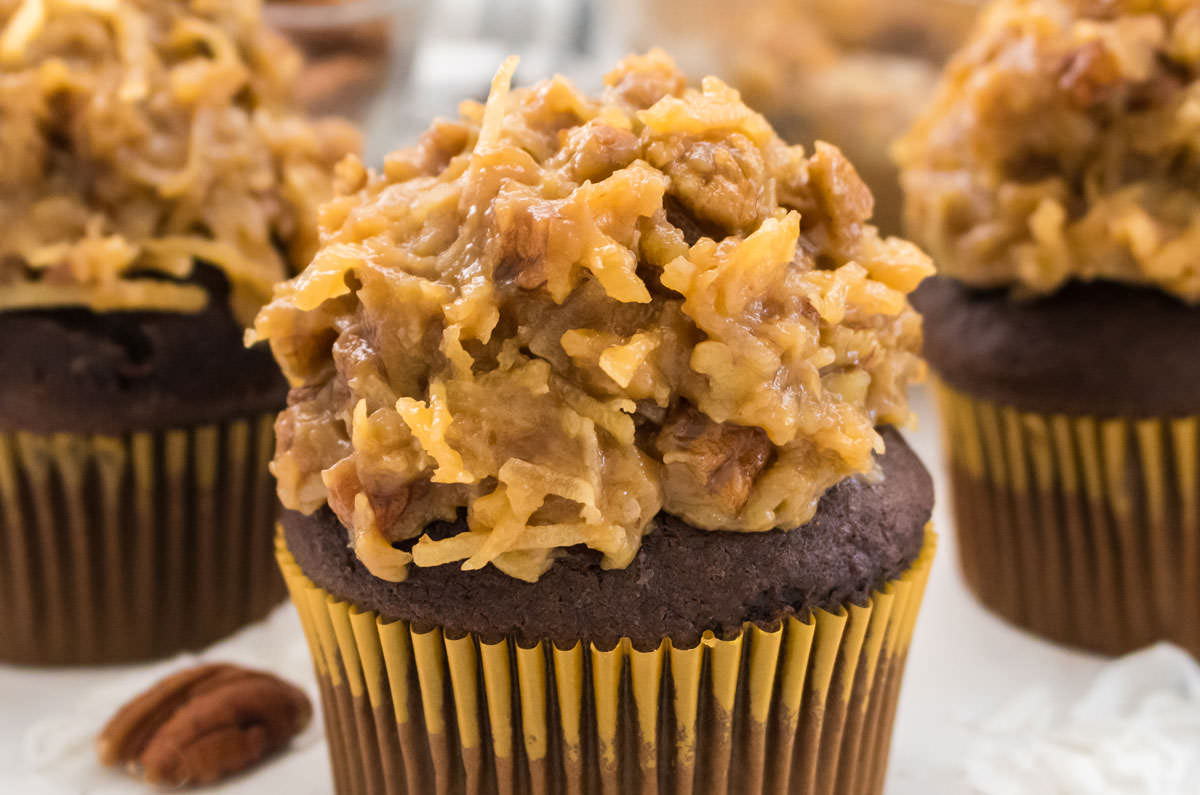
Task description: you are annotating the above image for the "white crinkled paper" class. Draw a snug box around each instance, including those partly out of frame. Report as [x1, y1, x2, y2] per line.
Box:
[966, 644, 1200, 795]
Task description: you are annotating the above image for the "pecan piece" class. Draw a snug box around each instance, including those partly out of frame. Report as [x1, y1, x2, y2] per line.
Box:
[656, 405, 772, 515]
[493, 201, 551, 290]
[558, 122, 641, 183]
[97, 663, 312, 788]
[646, 132, 772, 234]
[1058, 41, 1123, 108]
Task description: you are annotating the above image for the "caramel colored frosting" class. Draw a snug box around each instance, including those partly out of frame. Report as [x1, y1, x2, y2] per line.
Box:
[0, 0, 360, 324]
[254, 52, 932, 582]
[897, 0, 1200, 303]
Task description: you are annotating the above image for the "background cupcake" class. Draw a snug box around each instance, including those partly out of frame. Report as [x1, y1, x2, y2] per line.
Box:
[265, 0, 422, 122]
[259, 51, 936, 793]
[0, 0, 359, 664]
[897, 0, 1200, 656]
[624, 0, 984, 235]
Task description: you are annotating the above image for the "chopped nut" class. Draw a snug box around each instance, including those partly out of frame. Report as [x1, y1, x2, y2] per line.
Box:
[656, 405, 773, 516]
[808, 141, 874, 231]
[1058, 41, 1122, 107]
[556, 122, 642, 184]
[97, 663, 312, 788]
[385, 121, 473, 182]
[603, 49, 687, 109]
[323, 455, 364, 529]
[254, 51, 930, 582]
[646, 132, 772, 234]
[494, 204, 551, 290]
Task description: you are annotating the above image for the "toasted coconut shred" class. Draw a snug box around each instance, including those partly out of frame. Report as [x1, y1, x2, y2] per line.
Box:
[0, 0, 360, 324]
[897, 0, 1200, 303]
[255, 52, 933, 582]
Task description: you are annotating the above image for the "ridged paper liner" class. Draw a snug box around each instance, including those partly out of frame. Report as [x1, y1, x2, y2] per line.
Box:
[0, 414, 285, 665]
[277, 527, 935, 794]
[936, 381, 1200, 656]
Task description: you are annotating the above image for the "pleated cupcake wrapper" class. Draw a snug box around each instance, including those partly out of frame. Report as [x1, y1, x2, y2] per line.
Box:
[0, 414, 285, 665]
[936, 381, 1200, 656]
[277, 527, 935, 795]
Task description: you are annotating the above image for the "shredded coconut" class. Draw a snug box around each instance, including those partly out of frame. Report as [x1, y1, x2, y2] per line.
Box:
[898, 0, 1200, 303]
[0, 0, 360, 323]
[255, 51, 932, 582]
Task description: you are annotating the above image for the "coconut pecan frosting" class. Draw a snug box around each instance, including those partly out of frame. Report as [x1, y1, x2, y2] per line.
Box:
[897, 0, 1200, 303]
[0, 0, 359, 324]
[254, 52, 932, 582]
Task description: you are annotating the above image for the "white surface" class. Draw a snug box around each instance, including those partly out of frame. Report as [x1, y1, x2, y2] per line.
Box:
[964, 645, 1200, 795]
[887, 388, 1111, 792]
[3, 387, 1188, 794]
[3, 608, 326, 795]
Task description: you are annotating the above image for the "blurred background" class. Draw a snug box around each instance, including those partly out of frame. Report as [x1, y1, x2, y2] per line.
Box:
[266, 0, 985, 234]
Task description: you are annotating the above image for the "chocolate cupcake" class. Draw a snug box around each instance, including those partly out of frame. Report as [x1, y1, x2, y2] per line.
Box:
[259, 51, 936, 793]
[897, 0, 1200, 655]
[0, 0, 359, 664]
[264, 0, 410, 122]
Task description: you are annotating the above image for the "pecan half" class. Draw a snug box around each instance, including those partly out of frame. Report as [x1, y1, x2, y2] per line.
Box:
[97, 663, 312, 788]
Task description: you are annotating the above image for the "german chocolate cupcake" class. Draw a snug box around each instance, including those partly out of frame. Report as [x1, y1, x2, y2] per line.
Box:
[259, 51, 936, 793]
[897, 0, 1200, 655]
[0, 0, 359, 664]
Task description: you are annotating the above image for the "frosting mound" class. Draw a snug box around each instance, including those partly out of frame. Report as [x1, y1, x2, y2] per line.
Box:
[0, 0, 360, 324]
[254, 52, 932, 582]
[897, 0, 1200, 303]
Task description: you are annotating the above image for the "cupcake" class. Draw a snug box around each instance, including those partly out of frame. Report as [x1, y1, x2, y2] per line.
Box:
[897, 0, 1200, 655]
[264, 0, 411, 122]
[0, 0, 359, 664]
[259, 51, 936, 793]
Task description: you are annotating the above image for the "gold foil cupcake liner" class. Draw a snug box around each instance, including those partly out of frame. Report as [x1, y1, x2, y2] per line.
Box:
[277, 527, 935, 795]
[936, 381, 1200, 656]
[0, 414, 285, 665]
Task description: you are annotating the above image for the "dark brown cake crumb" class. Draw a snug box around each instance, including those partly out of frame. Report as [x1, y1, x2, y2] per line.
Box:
[916, 276, 1200, 417]
[0, 268, 286, 434]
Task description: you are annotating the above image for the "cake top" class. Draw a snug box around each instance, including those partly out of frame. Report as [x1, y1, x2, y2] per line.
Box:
[0, 0, 359, 325]
[897, 0, 1200, 303]
[254, 52, 932, 583]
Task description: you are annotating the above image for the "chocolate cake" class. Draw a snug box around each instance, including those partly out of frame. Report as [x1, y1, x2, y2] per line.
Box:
[915, 276, 1200, 417]
[0, 268, 286, 435]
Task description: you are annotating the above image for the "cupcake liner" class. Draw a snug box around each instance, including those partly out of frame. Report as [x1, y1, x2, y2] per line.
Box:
[0, 414, 285, 665]
[936, 381, 1200, 656]
[277, 527, 936, 794]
